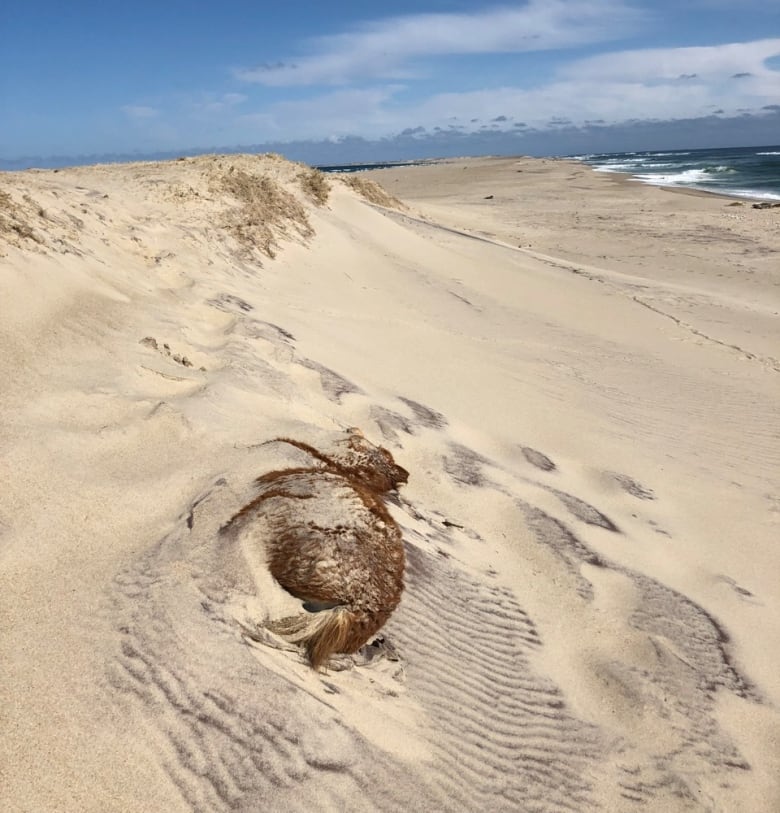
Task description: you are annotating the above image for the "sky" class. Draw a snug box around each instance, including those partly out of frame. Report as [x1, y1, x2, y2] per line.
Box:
[2, 0, 779, 166]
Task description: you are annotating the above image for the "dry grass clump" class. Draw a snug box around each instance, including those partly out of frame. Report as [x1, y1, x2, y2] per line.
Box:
[339, 175, 405, 209]
[298, 168, 330, 205]
[214, 166, 314, 258]
[0, 188, 41, 249]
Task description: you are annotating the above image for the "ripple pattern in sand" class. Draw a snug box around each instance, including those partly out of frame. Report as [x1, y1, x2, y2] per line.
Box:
[518, 485, 757, 803]
[108, 467, 613, 811]
[108, 480, 449, 812]
[388, 541, 603, 812]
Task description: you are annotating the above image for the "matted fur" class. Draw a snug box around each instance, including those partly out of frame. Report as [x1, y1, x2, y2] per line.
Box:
[225, 430, 407, 669]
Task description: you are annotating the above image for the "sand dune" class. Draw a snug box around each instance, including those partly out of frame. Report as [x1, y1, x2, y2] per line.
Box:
[1, 154, 778, 811]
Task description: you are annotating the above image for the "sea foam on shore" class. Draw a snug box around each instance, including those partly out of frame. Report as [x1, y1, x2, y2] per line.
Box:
[577, 144, 780, 200]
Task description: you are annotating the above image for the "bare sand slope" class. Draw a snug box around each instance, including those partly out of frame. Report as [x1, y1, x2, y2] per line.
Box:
[364, 156, 780, 365]
[1, 155, 778, 812]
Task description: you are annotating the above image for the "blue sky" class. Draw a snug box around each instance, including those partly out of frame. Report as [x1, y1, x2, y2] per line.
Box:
[2, 1, 779, 165]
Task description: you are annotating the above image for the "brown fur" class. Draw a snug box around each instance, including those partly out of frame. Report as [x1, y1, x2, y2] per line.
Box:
[225, 430, 407, 670]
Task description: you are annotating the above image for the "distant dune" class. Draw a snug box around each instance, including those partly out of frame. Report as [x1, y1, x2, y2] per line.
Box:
[1, 153, 778, 812]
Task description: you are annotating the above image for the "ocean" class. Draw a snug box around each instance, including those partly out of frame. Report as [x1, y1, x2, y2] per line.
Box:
[573, 145, 780, 201]
[317, 160, 431, 173]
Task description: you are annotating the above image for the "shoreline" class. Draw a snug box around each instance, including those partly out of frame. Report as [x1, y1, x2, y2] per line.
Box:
[6, 148, 776, 205]
[359, 155, 780, 317]
[594, 164, 780, 204]
[432, 155, 780, 203]
[316, 149, 780, 205]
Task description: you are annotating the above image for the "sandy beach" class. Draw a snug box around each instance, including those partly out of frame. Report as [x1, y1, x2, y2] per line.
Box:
[1, 153, 778, 811]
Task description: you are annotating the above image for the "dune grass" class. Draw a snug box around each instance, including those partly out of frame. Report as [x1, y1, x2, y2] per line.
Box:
[298, 168, 331, 206]
[214, 166, 314, 258]
[0, 188, 40, 249]
[339, 175, 404, 209]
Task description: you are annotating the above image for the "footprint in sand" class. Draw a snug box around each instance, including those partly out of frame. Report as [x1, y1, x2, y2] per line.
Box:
[138, 335, 207, 372]
[521, 445, 557, 472]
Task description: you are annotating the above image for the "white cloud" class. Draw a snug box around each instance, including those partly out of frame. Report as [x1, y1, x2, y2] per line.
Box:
[121, 105, 159, 120]
[117, 28, 780, 154]
[235, 0, 642, 86]
[563, 38, 780, 83]
[188, 93, 248, 115]
[234, 38, 780, 142]
[405, 81, 718, 128]
[238, 86, 402, 140]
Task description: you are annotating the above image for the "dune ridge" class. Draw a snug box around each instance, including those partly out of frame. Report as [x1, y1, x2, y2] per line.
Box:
[1, 154, 778, 811]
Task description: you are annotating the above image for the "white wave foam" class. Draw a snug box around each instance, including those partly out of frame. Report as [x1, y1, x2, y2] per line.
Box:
[633, 169, 711, 185]
[593, 157, 662, 172]
[582, 151, 779, 200]
[628, 173, 780, 201]
[592, 164, 637, 173]
[726, 188, 780, 201]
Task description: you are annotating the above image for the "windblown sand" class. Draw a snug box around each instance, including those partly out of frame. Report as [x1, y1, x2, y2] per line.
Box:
[1, 153, 778, 811]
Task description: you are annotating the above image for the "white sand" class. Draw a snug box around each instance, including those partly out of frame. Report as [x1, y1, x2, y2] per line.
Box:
[1, 154, 778, 811]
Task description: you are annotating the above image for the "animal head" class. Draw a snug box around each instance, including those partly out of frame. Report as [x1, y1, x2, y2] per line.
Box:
[330, 428, 409, 494]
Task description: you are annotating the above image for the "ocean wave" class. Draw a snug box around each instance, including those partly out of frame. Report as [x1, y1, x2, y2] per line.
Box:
[628, 172, 780, 200]
[726, 188, 780, 201]
[592, 164, 639, 173]
[633, 169, 711, 185]
[576, 145, 780, 200]
[594, 162, 680, 173]
[592, 156, 666, 170]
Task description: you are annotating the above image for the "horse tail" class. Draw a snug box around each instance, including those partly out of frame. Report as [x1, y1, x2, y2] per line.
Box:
[268, 605, 360, 670]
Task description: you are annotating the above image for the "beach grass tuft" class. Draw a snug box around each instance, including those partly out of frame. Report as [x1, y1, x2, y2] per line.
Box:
[0, 187, 41, 249]
[339, 175, 404, 209]
[214, 165, 314, 258]
[298, 168, 331, 205]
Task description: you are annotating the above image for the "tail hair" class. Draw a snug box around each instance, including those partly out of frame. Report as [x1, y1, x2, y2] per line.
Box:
[268, 606, 356, 670]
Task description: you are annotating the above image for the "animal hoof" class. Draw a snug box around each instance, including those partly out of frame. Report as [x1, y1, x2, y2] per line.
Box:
[354, 635, 401, 666]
